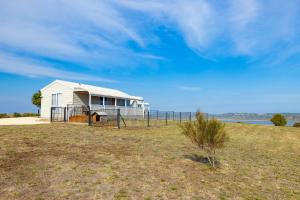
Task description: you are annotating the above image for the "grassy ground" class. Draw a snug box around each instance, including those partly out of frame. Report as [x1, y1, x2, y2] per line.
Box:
[0, 123, 299, 200]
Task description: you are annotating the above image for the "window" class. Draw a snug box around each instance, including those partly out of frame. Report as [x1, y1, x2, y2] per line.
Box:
[51, 93, 62, 106]
[105, 97, 115, 106]
[51, 94, 57, 106]
[126, 100, 131, 107]
[117, 99, 125, 106]
[57, 93, 62, 106]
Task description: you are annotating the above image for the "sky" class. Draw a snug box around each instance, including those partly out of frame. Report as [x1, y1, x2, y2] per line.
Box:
[0, 0, 300, 114]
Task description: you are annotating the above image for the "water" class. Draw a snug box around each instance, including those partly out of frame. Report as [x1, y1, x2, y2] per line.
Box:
[219, 119, 297, 126]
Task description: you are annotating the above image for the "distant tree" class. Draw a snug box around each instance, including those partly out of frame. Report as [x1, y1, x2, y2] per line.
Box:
[0, 113, 10, 118]
[13, 112, 22, 117]
[293, 122, 300, 127]
[181, 111, 228, 168]
[270, 114, 287, 126]
[32, 91, 42, 108]
[32, 91, 42, 116]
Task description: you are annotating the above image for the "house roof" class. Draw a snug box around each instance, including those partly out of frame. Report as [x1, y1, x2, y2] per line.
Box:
[92, 111, 108, 116]
[41, 80, 143, 101]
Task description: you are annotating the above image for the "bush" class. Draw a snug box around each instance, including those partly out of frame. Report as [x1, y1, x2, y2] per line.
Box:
[293, 122, 300, 127]
[181, 111, 228, 168]
[0, 113, 10, 118]
[270, 114, 287, 126]
[22, 113, 39, 117]
[13, 112, 22, 117]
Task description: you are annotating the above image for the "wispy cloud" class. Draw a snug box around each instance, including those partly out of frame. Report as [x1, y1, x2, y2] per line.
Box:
[0, 0, 300, 79]
[136, 53, 167, 61]
[0, 0, 165, 79]
[116, 0, 216, 53]
[0, 53, 116, 82]
[178, 86, 201, 92]
[228, 0, 261, 54]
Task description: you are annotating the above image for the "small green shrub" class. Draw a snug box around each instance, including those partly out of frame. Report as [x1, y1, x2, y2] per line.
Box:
[22, 113, 39, 117]
[181, 111, 228, 168]
[270, 114, 287, 126]
[0, 113, 10, 118]
[293, 122, 300, 127]
[8, 113, 39, 118]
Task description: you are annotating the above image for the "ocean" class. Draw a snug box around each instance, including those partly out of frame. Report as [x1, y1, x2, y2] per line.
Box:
[219, 119, 297, 126]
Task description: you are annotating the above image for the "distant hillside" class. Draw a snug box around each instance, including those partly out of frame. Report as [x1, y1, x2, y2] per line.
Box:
[210, 113, 300, 121]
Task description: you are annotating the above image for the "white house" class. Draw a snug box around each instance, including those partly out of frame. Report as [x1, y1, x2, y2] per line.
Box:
[40, 80, 149, 119]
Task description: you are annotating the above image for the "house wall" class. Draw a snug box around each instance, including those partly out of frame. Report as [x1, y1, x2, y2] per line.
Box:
[73, 92, 89, 106]
[41, 82, 74, 119]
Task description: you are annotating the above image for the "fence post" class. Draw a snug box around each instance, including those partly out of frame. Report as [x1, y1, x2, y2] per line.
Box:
[117, 109, 121, 129]
[147, 111, 150, 127]
[173, 111, 175, 121]
[189, 112, 192, 121]
[50, 107, 53, 122]
[165, 112, 168, 126]
[157, 110, 159, 120]
[180, 112, 182, 124]
[88, 106, 92, 126]
[63, 107, 67, 122]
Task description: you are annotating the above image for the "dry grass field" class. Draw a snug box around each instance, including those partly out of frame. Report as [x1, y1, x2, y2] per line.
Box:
[0, 123, 299, 200]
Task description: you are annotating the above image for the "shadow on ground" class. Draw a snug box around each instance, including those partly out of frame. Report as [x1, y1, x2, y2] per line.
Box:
[184, 154, 220, 167]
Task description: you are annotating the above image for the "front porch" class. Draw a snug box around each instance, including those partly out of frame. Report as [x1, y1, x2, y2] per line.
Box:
[73, 91, 147, 116]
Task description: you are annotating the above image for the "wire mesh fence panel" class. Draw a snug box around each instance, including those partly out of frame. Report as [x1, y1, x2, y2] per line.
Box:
[120, 110, 198, 128]
[120, 110, 147, 128]
[90, 108, 118, 127]
[51, 107, 66, 122]
[50, 105, 199, 128]
[67, 105, 89, 123]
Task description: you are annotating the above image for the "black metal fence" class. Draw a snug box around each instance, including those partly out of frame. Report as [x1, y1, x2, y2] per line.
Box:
[50, 106, 197, 128]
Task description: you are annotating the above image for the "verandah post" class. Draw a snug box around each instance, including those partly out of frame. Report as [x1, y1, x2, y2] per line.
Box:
[88, 106, 92, 126]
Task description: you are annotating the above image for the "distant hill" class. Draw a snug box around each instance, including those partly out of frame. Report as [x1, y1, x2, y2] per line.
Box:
[210, 113, 300, 121]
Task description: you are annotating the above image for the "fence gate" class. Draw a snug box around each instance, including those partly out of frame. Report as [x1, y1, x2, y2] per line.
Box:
[50, 107, 66, 122]
[67, 105, 89, 123]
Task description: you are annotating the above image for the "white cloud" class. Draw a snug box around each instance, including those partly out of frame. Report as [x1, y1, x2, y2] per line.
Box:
[115, 0, 216, 52]
[0, 53, 116, 82]
[0, 0, 300, 74]
[0, 0, 165, 72]
[228, 0, 261, 54]
[227, 0, 300, 57]
[136, 53, 167, 61]
[229, 0, 260, 28]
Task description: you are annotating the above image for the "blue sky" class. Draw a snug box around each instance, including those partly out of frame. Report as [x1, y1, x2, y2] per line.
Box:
[1, 0, 300, 113]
